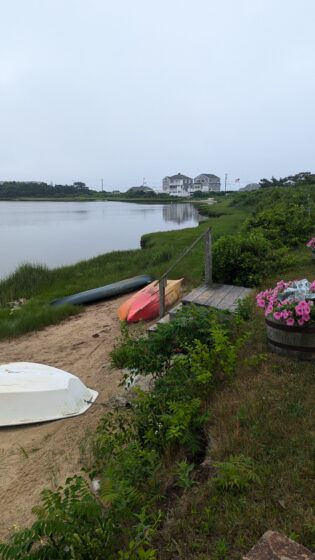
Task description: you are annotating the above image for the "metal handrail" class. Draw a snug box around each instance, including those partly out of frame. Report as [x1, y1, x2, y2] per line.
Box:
[157, 227, 212, 317]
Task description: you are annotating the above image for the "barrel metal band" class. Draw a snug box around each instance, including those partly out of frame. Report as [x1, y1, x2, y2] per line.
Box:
[267, 337, 315, 353]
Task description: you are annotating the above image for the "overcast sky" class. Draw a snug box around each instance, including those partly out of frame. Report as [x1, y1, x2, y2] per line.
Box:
[0, 0, 314, 191]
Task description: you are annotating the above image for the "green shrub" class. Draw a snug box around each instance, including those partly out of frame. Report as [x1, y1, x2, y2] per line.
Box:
[111, 305, 218, 377]
[244, 203, 313, 247]
[212, 231, 293, 287]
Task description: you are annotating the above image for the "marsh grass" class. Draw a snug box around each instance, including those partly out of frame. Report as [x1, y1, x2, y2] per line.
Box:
[0, 264, 51, 306]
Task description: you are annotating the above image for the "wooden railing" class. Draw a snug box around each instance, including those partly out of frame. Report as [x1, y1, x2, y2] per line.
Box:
[156, 227, 212, 318]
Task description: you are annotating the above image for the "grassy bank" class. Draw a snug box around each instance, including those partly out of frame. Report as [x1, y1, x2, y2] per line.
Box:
[155, 309, 315, 558]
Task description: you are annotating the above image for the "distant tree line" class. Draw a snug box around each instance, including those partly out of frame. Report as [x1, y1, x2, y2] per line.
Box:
[259, 171, 315, 188]
[0, 181, 96, 199]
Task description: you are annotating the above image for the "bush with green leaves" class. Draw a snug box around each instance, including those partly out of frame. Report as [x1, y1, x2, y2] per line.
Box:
[212, 230, 293, 287]
[0, 309, 245, 559]
[111, 305, 220, 377]
[243, 203, 313, 247]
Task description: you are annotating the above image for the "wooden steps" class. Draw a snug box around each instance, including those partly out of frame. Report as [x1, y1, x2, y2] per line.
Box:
[181, 283, 252, 313]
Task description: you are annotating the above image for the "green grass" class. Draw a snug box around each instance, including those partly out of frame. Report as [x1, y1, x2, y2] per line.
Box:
[149, 240, 315, 558]
[0, 199, 250, 339]
[155, 309, 315, 558]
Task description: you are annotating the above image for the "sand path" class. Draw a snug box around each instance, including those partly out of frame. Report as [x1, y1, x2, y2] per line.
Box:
[0, 296, 128, 538]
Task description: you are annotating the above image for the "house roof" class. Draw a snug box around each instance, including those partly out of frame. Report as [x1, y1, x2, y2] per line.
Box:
[167, 173, 192, 181]
[194, 174, 220, 180]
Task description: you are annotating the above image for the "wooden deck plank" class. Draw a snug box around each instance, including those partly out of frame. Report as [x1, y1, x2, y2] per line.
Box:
[205, 284, 236, 308]
[182, 284, 209, 304]
[181, 283, 252, 313]
[216, 285, 249, 310]
[228, 288, 252, 311]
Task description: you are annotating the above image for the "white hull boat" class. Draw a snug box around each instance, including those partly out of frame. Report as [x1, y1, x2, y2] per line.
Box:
[0, 362, 98, 427]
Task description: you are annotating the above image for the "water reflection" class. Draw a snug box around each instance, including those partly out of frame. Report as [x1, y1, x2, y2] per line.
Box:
[130, 207, 157, 216]
[163, 203, 200, 224]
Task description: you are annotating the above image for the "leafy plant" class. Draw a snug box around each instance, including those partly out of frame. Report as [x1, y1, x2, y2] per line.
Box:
[213, 455, 260, 492]
[212, 230, 292, 287]
[244, 203, 313, 247]
[174, 460, 196, 490]
[111, 305, 217, 377]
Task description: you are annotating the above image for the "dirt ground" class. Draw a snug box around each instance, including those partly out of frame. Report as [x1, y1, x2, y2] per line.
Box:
[0, 295, 131, 539]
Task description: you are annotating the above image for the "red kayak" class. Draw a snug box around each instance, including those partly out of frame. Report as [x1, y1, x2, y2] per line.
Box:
[118, 279, 183, 323]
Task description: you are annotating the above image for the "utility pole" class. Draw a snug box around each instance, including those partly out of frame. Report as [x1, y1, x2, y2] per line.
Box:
[224, 173, 228, 193]
[101, 178, 103, 192]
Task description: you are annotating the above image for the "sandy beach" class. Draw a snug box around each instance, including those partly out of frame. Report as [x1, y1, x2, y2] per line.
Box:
[0, 295, 130, 538]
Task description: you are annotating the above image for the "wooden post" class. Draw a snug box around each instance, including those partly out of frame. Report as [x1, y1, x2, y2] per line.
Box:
[204, 228, 212, 286]
[159, 276, 166, 318]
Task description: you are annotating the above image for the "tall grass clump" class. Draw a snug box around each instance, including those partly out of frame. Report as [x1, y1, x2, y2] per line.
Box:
[0, 302, 80, 338]
[0, 263, 51, 306]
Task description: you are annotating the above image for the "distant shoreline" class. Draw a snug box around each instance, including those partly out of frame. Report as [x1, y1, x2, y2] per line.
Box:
[0, 196, 188, 203]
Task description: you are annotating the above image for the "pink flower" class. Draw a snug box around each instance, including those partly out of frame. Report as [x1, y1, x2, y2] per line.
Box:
[281, 310, 289, 320]
[286, 318, 295, 326]
[298, 318, 305, 326]
[257, 299, 265, 308]
[273, 312, 282, 320]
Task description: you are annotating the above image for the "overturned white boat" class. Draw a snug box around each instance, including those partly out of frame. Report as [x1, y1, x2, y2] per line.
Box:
[0, 362, 98, 427]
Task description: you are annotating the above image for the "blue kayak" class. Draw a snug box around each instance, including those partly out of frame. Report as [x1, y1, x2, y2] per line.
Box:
[50, 275, 154, 307]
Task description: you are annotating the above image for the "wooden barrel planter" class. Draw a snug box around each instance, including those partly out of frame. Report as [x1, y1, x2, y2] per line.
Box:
[265, 316, 315, 360]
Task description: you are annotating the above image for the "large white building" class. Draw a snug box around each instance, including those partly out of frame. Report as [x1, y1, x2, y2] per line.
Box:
[162, 173, 193, 196]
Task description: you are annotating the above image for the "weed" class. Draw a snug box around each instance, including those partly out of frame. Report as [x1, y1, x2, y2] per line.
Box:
[17, 445, 29, 459]
[212, 538, 229, 560]
[213, 455, 260, 492]
[174, 460, 196, 490]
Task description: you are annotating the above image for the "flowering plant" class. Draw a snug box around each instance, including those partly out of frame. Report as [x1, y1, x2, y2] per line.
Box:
[306, 238, 315, 250]
[256, 279, 315, 327]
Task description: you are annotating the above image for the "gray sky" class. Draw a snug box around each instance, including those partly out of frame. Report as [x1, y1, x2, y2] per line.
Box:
[0, 0, 314, 191]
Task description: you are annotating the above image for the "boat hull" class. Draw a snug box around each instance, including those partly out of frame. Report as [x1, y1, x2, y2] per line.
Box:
[0, 362, 98, 427]
[119, 279, 183, 323]
[50, 275, 153, 307]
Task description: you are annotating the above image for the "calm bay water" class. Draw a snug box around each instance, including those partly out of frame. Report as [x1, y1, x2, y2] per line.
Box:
[0, 201, 200, 279]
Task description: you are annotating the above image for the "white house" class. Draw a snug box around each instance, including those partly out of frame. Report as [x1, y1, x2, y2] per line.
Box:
[192, 174, 221, 193]
[162, 173, 193, 196]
